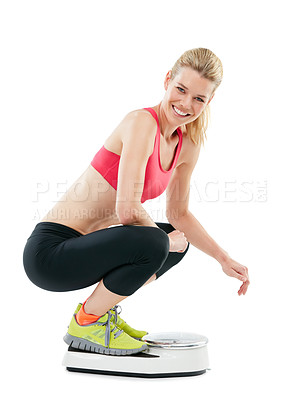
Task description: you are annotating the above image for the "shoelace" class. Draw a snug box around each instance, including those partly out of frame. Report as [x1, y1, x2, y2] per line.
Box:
[96, 307, 124, 348]
[111, 304, 123, 326]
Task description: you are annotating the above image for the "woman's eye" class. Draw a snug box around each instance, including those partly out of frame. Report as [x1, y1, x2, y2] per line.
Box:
[177, 87, 203, 102]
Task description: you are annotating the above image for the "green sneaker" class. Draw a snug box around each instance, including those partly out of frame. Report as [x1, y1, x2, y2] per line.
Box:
[110, 305, 148, 340]
[63, 308, 148, 356]
[72, 303, 148, 340]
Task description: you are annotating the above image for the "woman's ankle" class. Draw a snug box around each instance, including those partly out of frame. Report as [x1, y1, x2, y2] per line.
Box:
[83, 298, 105, 316]
[76, 301, 104, 325]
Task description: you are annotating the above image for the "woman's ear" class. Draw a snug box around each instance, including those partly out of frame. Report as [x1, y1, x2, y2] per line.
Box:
[164, 70, 172, 90]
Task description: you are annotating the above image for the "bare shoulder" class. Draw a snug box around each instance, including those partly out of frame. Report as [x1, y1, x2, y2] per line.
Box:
[104, 108, 157, 155]
[119, 108, 158, 138]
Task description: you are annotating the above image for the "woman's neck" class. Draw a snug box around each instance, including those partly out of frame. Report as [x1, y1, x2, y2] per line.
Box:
[155, 103, 180, 142]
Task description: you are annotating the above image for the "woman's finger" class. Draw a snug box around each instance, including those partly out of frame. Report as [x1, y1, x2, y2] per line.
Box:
[235, 267, 250, 282]
[244, 281, 250, 295]
[233, 264, 247, 277]
[233, 271, 247, 281]
[238, 282, 244, 294]
[239, 280, 249, 295]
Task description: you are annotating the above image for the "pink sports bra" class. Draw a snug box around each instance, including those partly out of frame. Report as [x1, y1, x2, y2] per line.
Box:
[90, 107, 183, 203]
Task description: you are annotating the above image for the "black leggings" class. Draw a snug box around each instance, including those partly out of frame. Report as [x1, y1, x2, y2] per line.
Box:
[23, 222, 189, 296]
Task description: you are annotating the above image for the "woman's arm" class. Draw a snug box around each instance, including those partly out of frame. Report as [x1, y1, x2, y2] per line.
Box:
[168, 210, 228, 262]
[115, 111, 159, 228]
[166, 151, 250, 295]
[118, 202, 159, 228]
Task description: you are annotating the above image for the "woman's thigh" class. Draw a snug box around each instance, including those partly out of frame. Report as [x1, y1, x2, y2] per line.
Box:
[54, 224, 171, 289]
[23, 222, 170, 292]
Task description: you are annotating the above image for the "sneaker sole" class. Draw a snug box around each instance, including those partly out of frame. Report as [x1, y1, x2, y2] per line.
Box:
[63, 333, 148, 356]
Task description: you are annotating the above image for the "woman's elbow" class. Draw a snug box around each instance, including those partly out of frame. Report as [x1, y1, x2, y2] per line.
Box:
[116, 203, 142, 225]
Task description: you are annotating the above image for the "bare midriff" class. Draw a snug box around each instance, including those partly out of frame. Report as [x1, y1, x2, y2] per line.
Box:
[41, 164, 122, 235]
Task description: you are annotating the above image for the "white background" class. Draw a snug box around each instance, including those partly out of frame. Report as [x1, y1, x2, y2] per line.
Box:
[1, 0, 298, 398]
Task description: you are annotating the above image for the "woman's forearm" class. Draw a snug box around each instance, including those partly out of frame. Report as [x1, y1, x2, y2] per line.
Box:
[168, 211, 229, 263]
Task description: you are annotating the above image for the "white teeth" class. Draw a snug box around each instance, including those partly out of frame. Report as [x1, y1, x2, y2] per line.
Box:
[173, 106, 188, 116]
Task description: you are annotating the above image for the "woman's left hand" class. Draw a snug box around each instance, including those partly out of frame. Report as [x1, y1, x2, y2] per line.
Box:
[220, 257, 250, 296]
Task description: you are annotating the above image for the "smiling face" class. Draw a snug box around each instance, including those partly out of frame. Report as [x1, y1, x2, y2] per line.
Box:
[163, 66, 215, 125]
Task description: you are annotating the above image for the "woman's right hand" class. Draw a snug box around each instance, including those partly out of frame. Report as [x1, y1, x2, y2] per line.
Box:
[168, 230, 189, 253]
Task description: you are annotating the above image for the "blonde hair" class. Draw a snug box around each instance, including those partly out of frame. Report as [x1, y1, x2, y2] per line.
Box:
[170, 48, 223, 147]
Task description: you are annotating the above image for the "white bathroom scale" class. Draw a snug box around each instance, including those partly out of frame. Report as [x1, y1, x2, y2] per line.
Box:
[62, 331, 209, 378]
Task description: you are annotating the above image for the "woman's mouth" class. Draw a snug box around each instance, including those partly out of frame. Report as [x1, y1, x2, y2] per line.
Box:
[172, 105, 190, 118]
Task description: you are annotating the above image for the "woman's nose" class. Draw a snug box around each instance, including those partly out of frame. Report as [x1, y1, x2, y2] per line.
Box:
[180, 96, 192, 111]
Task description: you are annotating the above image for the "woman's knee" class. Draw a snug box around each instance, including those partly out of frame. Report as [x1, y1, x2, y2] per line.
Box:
[146, 227, 169, 259]
[128, 225, 170, 265]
